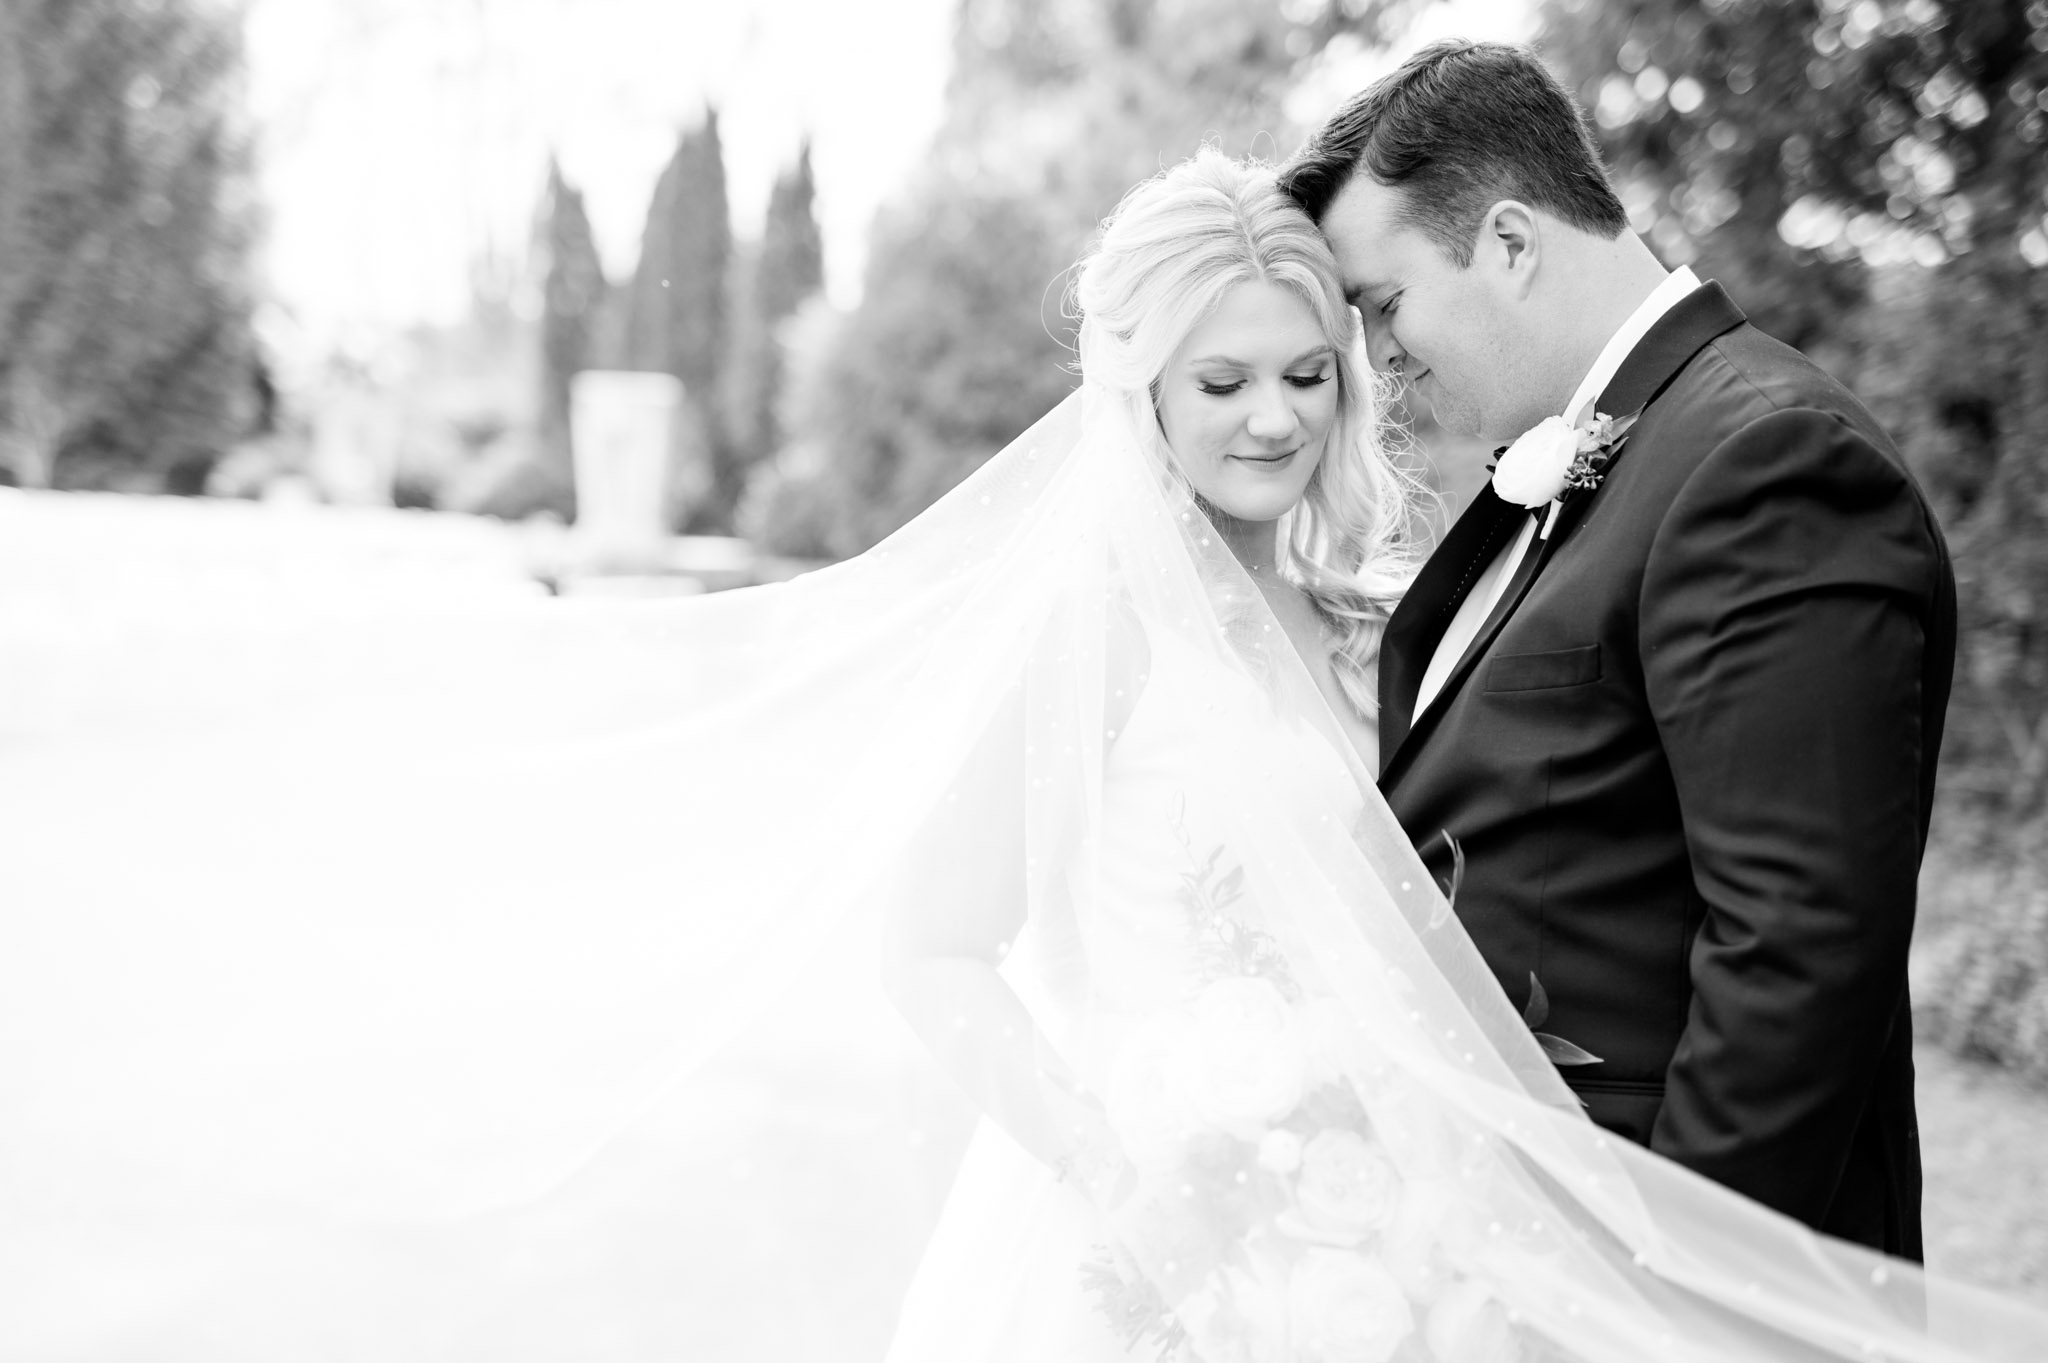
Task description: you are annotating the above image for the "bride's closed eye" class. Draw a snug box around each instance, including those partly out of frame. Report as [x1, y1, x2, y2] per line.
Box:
[1196, 371, 1328, 396]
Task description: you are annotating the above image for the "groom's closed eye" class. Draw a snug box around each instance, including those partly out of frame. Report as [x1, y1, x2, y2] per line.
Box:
[1354, 285, 1397, 316]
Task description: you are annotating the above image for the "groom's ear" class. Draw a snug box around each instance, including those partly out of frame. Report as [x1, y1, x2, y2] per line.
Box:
[1476, 200, 1540, 300]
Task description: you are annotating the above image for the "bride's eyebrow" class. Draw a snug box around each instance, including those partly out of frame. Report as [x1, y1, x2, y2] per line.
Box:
[1186, 345, 1334, 368]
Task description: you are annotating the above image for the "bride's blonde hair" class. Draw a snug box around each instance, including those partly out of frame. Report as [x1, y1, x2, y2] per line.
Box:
[1071, 146, 1429, 716]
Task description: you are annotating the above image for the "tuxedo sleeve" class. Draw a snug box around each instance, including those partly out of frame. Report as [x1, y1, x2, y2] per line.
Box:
[1638, 406, 1941, 1223]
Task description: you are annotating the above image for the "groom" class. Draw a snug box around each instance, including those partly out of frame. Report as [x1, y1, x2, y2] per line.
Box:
[1283, 40, 1953, 1259]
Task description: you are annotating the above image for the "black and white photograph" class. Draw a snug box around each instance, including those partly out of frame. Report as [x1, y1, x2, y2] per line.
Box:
[7, 0, 2048, 1358]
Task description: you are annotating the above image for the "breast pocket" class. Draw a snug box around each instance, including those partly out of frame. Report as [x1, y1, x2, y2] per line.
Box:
[1485, 643, 1601, 693]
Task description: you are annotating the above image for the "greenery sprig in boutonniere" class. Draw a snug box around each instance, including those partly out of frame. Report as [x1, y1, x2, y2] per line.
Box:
[1561, 410, 1637, 493]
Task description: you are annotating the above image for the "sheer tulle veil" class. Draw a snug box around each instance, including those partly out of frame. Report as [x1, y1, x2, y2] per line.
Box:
[5, 176, 2047, 1360]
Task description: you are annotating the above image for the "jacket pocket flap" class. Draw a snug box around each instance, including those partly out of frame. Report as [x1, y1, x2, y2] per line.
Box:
[1485, 644, 1601, 693]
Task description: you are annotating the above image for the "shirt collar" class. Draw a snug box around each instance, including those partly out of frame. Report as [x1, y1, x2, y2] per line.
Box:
[1562, 265, 1700, 428]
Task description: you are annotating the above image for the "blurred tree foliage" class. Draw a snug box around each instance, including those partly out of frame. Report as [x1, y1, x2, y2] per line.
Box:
[0, 0, 258, 493]
[1916, 823, 2048, 1082]
[1539, 0, 2048, 818]
[625, 110, 734, 531]
[756, 0, 1425, 560]
[723, 143, 824, 482]
[532, 156, 605, 520]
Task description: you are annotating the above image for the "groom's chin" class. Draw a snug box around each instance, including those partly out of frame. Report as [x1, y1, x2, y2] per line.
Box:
[1415, 394, 1484, 442]
[1434, 396, 1519, 446]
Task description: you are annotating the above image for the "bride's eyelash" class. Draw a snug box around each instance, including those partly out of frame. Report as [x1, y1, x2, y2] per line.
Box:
[1199, 371, 1329, 397]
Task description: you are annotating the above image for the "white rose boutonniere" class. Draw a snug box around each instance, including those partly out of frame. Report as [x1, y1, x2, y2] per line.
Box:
[1490, 415, 1578, 509]
[1491, 410, 1639, 521]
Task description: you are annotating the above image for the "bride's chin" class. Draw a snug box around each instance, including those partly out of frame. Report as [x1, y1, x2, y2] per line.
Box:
[1222, 491, 1310, 523]
[1195, 472, 1314, 527]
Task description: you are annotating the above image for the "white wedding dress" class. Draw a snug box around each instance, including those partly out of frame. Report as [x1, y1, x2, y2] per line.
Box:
[887, 620, 1370, 1363]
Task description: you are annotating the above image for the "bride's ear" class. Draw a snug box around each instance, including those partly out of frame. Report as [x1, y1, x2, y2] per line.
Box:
[1477, 200, 1540, 300]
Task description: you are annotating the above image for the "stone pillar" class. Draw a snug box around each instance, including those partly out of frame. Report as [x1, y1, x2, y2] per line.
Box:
[569, 371, 685, 573]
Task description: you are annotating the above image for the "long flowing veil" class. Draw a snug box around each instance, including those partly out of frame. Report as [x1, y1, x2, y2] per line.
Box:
[3, 384, 2045, 1361]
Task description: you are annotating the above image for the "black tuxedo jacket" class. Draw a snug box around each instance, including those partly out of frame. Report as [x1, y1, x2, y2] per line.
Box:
[1377, 283, 1954, 1259]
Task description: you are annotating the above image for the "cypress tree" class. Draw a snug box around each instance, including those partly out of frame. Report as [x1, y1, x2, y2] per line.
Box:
[536, 156, 605, 516]
[625, 108, 732, 530]
[756, 141, 824, 335]
[730, 140, 825, 469]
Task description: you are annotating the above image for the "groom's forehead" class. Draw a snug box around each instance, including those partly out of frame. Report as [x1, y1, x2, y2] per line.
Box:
[1320, 176, 1422, 293]
[1322, 175, 1418, 245]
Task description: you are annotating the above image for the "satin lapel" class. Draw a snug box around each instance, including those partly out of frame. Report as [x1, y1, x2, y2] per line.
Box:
[1595, 280, 1746, 419]
[1378, 281, 1748, 790]
[1377, 487, 1526, 779]
[1381, 515, 1541, 787]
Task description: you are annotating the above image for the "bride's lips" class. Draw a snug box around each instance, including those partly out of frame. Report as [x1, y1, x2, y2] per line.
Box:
[1232, 447, 1300, 467]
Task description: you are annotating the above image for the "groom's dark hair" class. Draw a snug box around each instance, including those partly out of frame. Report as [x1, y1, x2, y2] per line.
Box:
[1280, 39, 1629, 266]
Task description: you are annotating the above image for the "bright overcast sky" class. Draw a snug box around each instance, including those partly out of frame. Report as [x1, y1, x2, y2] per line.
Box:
[244, 0, 1532, 356]
[245, 0, 956, 352]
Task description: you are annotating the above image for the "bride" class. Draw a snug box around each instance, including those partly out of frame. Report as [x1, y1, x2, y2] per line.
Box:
[5, 149, 2048, 1361]
[880, 146, 1427, 1360]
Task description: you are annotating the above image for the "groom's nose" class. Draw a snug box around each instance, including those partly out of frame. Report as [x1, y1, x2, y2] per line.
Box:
[1361, 313, 1402, 375]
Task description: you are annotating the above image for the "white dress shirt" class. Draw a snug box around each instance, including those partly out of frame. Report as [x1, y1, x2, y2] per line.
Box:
[1410, 266, 1701, 719]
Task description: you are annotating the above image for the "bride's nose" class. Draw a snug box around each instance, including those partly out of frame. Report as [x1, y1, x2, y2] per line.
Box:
[1245, 382, 1299, 441]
